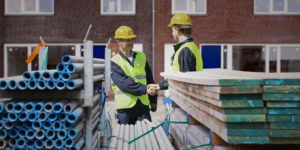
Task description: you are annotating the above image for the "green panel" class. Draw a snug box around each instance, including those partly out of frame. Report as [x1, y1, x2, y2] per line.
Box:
[263, 79, 300, 86]
[227, 136, 270, 144]
[268, 108, 300, 115]
[224, 114, 266, 122]
[227, 129, 269, 136]
[270, 138, 300, 144]
[220, 86, 262, 94]
[267, 115, 300, 122]
[267, 101, 300, 108]
[271, 129, 300, 138]
[263, 86, 300, 93]
[219, 79, 261, 86]
[226, 123, 269, 129]
[220, 94, 262, 100]
[225, 108, 267, 115]
[263, 94, 300, 101]
[271, 123, 300, 129]
[221, 100, 264, 108]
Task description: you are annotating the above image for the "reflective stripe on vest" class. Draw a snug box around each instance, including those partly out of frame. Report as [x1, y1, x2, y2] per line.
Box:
[111, 51, 150, 109]
[171, 41, 203, 71]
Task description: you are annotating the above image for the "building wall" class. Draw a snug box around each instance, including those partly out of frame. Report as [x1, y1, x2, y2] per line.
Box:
[155, 0, 300, 81]
[1, 0, 153, 77]
[0, 3, 4, 77]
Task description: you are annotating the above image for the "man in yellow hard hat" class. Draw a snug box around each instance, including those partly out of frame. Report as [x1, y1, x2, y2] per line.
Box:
[111, 25, 158, 124]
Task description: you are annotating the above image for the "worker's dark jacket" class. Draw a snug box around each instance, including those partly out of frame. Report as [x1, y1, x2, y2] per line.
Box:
[159, 37, 197, 90]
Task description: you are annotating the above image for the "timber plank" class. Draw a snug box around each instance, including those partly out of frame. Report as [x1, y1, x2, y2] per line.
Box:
[226, 123, 269, 129]
[268, 108, 300, 115]
[224, 108, 267, 115]
[263, 85, 300, 93]
[220, 94, 262, 101]
[267, 101, 300, 108]
[227, 136, 270, 144]
[270, 129, 300, 138]
[263, 79, 300, 86]
[270, 123, 300, 129]
[263, 94, 300, 101]
[270, 138, 300, 144]
[219, 79, 261, 86]
[267, 115, 300, 122]
[227, 129, 269, 136]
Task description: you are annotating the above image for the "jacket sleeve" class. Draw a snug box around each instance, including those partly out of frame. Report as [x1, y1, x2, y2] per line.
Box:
[145, 61, 158, 104]
[178, 48, 196, 72]
[111, 61, 147, 96]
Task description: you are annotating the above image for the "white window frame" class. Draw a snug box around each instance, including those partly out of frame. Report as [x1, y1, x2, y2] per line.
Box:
[172, 0, 207, 15]
[200, 43, 300, 73]
[254, 0, 300, 15]
[101, 0, 136, 16]
[5, 0, 54, 16]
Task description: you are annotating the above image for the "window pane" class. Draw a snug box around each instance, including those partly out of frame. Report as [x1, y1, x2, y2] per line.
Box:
[7, 0, 21, 13]
[103, 0, 117, 12]
[288, 0, 300, 12]
[232, 46, 265, 72]
[175, 0, 186, 11]
[7, 47, 27, 77]
[281, 46, 300, 72]
[121, 0, 132, 11]
[195, 0, 205, 13]
[269, 46, 277, 72]
[40, 0, 53, 12]
[273, 0, 284, 11]
[255, 0, 270, 13]
[223, 46, 227, 69]
[24, 0, 36, 11]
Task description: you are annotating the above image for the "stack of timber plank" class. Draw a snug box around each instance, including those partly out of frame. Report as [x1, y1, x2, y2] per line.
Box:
[263, 79, 300, 144]
[108, 120, 174, 150]
[161, 69, 300, 145]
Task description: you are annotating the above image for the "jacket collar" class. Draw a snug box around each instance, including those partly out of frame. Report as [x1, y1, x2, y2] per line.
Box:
[173, 37, 193, 52]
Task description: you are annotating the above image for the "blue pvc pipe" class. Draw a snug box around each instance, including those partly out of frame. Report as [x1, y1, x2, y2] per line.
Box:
[28, 80, 37, 90]
[57, 130, 67, 140]
[24, 121, 32, 129]
[46, 80, 56, 90]
[18, 80, 28, 90]
[47, 112, 57, 122]
[9, 138, 16, 147]
[64, 138, 74, 148]
[8, 129, 17, 138]
[56, 80, 66, 90]
[42, 71, 51, 81]
[34, 140, 44, 149]
[72, 137, 84, 150]
[32, 72, 42, 80]
[4, 121, 14, 130]
[66, 80, 76, 90]
[1, 111, 9, 120]
[68, 128, 77, 139]
[34, 102, 44, 112]
[25, 129, 36, 140]
[32, 121, 42, 130]
[43, 102, 53, 112]
[16, 138, 26, 148]
[37, 80, 47, 90]
[17, 128, 26, 138]
[22, 71, 32, 80]
[24, 102, 34, 112]
[26, 140, 35, 149]
[13, 102, 24, 113]
[8, 112, 18, 122]
[52, 121, 62, 131]
[63, 121, 72, 129]
[59, 112, 67, 122]
[54, 139, 64, 149]
[0, 120, 3, 129]
[51, 72, 61, 81]
[67, 63, 76, 73]
[8, 80, 18, 90]
[15, 121, 23, 128]
[0, 130, 7, 139]
[0, 80, 8, 90]
[38, 112, 47, 121]
[62, 55, 71, 64]
[45, 139, 54, 149]
[57, 63, 66, 72]
[61, 72, 71, 81]
[27, 112, 37, 122]
[67, 107, 83, 123]
[43, 121, 52, 130]
[0, 103, 3, 113]
[36, 130, 45, 140]
[46, 130, 55, 140]
[18, 112, 27, 122]
[53, 102, 64, 113]
[5, 102, 14, 112]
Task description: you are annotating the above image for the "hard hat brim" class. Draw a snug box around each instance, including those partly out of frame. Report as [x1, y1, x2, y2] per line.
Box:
[114, 35, 137, 39]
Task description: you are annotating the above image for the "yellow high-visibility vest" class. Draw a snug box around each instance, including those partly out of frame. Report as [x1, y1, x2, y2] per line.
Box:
[111, 51, 150, 109]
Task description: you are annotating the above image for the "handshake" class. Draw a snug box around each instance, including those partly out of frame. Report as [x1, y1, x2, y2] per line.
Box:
[147, 84, 160, 96]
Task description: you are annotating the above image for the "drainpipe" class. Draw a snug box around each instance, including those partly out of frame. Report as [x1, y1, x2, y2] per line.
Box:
[152, 0, 155, 80]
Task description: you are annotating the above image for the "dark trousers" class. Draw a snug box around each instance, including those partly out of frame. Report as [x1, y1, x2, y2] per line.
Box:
[117, 100, 151, 125]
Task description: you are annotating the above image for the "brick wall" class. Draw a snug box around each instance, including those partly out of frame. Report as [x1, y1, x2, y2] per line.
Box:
[0, 3, 4, 77]
[155, 0, 300, 81]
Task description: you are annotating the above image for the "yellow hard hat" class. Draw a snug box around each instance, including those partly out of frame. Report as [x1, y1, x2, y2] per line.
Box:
[168, 13, 192, 27]
[114, 26, 136, 39]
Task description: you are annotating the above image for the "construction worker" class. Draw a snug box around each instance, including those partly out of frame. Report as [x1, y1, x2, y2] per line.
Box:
[111, 25, 158, 125]
[157, 12, 204, 90]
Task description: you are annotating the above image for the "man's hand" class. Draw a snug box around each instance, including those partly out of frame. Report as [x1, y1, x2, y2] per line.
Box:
[147, 84, 160, 96]
[150, 103, 157, 112]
